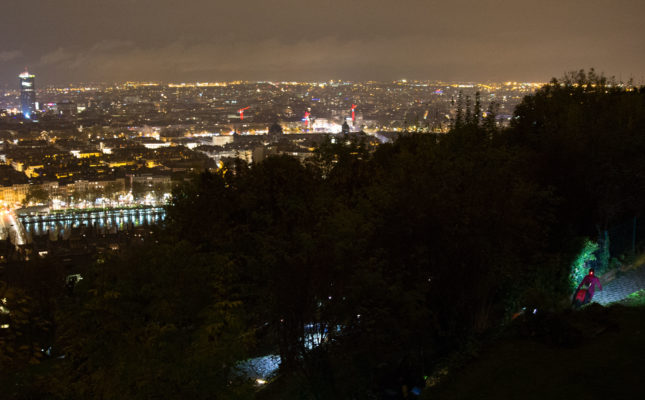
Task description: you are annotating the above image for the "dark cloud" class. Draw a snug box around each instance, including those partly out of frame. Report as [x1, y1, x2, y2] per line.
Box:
[1, 0, 644, 85]
[0, 50, 23, 62]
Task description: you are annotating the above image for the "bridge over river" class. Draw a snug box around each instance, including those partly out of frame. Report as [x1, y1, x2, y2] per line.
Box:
[2, 207, 166, 246]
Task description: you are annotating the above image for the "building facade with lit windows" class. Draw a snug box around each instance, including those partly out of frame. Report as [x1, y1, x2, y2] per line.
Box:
[19, 70, 36, 119]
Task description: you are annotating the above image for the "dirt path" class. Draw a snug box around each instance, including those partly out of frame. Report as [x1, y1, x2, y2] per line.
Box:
[592, 265, 645, 305]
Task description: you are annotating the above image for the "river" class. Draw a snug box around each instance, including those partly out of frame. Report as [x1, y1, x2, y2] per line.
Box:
[18, 207, 166, 238]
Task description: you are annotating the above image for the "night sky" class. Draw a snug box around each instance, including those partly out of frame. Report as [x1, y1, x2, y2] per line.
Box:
[1, 0, 644, 85]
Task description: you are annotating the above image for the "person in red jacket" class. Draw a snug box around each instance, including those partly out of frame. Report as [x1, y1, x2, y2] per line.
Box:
[573, 268, 603, 307]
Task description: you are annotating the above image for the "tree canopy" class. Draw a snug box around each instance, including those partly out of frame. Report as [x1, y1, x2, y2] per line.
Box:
[2, 70, 645, 399]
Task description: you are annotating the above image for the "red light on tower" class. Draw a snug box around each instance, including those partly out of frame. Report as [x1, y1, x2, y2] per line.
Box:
[238, 106, 250, 120]
[351, 104, 357, 123]
[303, 111, 311, 127]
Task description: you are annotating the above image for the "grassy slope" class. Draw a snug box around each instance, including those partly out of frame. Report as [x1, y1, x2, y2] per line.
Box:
[425, 304, 645, 400]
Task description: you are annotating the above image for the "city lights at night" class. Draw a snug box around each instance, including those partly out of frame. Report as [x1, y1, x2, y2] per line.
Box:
[1, 1, 644, 399]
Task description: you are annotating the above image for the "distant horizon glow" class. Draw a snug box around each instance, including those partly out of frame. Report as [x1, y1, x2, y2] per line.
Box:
[0, 0, 643, 86]
[0, 78, 552, 91]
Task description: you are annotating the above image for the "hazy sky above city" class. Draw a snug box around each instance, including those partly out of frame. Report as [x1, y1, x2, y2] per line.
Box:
[1, 0, 644, 85]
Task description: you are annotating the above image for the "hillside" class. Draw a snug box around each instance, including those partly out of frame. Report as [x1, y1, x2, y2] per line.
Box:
[425, 302, 645, 400]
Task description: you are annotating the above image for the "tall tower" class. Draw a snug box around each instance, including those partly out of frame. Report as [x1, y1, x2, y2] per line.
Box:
[19, 69, 36, 119]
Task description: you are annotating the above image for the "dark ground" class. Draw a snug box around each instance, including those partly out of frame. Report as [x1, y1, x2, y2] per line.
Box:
[424, 302, 645, 400]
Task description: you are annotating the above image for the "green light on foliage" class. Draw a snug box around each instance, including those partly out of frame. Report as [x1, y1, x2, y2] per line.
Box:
[621, 289, 645, 307]
[570, 239, 598, 289]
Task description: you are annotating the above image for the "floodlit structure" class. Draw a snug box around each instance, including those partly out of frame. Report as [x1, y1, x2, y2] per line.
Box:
[238, 106, 250, 120]
[19, 69, 36, 119]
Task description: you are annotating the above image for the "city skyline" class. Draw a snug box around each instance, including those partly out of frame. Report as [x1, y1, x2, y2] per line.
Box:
[1, 0, 644, 86]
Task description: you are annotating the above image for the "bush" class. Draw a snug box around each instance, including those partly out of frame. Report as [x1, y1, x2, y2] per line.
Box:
[569, 239, 598, 289]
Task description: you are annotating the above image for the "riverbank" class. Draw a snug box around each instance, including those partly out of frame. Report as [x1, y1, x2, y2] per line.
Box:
[17, 204, 166, 216]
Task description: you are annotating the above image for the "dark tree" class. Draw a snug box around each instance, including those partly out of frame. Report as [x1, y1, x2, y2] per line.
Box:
[269, 121, 283, 135]
[341, 120, 350, 134]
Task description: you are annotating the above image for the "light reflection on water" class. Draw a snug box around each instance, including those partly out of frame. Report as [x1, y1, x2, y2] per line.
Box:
[20, 207, 166, 236]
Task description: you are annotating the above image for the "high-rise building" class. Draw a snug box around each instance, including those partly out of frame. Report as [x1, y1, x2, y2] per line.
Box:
[19, 69, 36, 119]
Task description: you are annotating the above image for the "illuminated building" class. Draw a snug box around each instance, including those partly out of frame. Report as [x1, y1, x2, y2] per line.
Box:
[19, 69, 36, 119]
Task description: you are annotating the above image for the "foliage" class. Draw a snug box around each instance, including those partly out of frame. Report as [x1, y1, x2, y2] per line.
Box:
[25, 186, 50, 204]
[104, 180, 125, 199]
[569, 239, 598, 289]
[423, 305, 645, 399]
[131, 180, 173, 201]
[169, 129, 560, 398]
[0, 285, 49, 371]
[511, 70, 645, 236]
[46, 242, 256, 399]
[165, 119, 588, 396]
[168, 155, 334, 371]
[269, 122, 283, 135]
[596, 230, 611, 276]
[3, 69, 645, 398]
[0, 259, 66, 397]
[620, 289, 645, 307]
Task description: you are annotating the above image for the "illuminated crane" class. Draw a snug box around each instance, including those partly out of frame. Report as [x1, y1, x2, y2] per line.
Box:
[238, 106, 250, 120]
